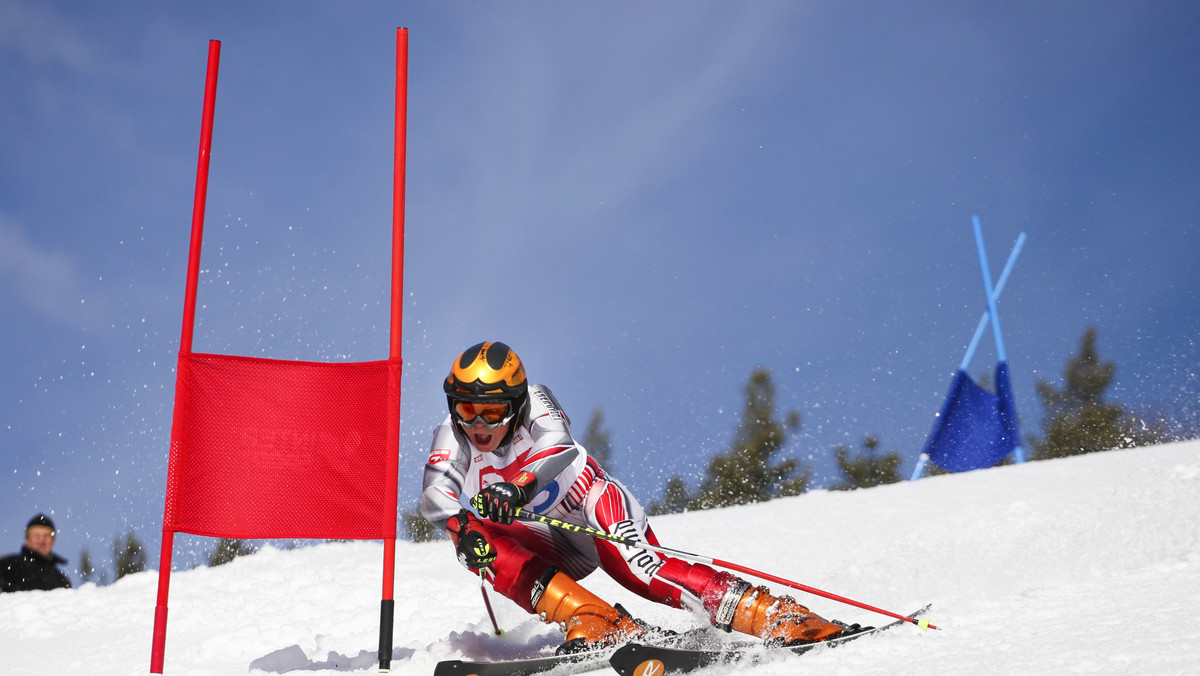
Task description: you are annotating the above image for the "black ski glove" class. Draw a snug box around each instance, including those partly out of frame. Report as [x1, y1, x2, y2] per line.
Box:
[446, 510, 496, 570]
[473, 476, 536, 525]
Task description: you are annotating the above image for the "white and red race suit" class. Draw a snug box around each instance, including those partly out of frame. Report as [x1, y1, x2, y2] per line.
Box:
[420, 384, 735, 618]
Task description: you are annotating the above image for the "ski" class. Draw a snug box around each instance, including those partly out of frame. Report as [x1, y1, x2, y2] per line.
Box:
[433, 649, 610, 676]
[608, 604, 932, 675]
[431, 625, 712, 675]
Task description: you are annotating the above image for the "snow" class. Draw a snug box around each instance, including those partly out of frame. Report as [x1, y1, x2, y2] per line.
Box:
[3, 439, 1199, 675]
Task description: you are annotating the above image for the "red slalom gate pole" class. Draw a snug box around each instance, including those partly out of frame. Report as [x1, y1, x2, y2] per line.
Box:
[378, 26, 409, 673]
[512, 506, 939, 631]
[151, 38, 222, 675]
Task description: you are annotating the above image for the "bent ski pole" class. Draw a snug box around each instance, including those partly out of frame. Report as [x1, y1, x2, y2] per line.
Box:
[510, 504, 938, 631]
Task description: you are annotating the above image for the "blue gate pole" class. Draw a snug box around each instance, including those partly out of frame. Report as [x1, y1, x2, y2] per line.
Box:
[972, 216, 1025, 463]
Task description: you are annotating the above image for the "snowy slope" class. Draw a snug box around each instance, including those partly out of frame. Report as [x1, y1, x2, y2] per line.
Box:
[3, 439, 1198, 675]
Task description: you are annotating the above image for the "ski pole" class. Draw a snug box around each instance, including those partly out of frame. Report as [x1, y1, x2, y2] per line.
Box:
[508, 504, 938, 631]
[479, 569, 503, 636]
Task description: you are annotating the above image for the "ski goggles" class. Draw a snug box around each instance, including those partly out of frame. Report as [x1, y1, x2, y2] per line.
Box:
[452, 400, 515, 429]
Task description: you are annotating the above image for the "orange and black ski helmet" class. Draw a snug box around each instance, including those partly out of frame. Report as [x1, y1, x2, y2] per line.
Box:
[444, 342, 529, 436]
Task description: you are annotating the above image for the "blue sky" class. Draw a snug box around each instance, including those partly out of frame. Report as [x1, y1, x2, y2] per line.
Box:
[3, 2, 1198, 579]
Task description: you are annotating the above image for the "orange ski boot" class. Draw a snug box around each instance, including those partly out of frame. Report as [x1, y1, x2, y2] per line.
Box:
[533, 570, 645, 654]
[726, 583, 862, 646]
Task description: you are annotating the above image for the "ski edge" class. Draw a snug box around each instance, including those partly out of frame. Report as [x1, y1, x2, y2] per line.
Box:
[609, 604, 933, 676]
[433, 648, 610, 676]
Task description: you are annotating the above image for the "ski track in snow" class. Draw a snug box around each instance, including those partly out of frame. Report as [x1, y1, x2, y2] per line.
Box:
[2, 439, 1198, 675]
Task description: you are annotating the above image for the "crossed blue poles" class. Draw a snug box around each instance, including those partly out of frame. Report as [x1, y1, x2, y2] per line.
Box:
[963, 217, 1026, 371]
[910, 217, 1027, 481]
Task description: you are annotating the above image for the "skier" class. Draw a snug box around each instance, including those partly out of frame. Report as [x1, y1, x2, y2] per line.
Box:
[421, 341, 865, 654]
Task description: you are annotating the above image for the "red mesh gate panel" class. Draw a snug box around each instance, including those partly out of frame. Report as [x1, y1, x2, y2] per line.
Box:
[152, 32, 409, 673]
[164, 352, 399, 540]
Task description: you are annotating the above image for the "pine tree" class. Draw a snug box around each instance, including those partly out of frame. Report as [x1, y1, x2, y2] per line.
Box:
[79, 548, 99, 585]
[829, 435, 902, 490]
[208, 538, 257, 567]
[113, 530, 147, 580]
[690, 368, 809, 510]
[403, 507, 439, 542]
[581, 407, 613, 471]
[1031, 327, 1165, 460]
[647, 476, 691, 516]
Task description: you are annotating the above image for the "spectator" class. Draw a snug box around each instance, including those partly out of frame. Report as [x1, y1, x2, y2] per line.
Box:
[1, 514, 72, 592]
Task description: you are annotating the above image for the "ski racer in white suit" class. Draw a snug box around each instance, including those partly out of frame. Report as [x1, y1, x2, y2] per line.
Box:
[421, 341, 862, 654]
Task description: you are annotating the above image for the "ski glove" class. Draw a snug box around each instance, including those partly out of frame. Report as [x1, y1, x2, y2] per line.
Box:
[473, 473, 537, 525]
[446, 510, 496, 570]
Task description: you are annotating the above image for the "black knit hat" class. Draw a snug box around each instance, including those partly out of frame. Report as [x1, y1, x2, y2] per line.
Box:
[26, 513, 56, 535]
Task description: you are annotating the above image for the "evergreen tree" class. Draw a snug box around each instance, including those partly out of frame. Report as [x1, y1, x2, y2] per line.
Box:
[647, 476, 691, 516]
[208, 538, 257, 567]
[581, 407, 613, 471]
[78, 547, 105, 585]
[829, 435, 902, 490]
[79, 548, 93, 583]
[690, 368, 809, 510]
[113, 530, 147, 580]
[1031, 327, 1165, 460]
[403, 507, 439, 542]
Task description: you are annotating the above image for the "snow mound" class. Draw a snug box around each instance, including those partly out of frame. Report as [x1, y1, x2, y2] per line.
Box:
[2, 439, 1198, 674]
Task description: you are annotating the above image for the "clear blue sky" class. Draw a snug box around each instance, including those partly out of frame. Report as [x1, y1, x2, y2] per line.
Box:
[3, 1, 1198, 580]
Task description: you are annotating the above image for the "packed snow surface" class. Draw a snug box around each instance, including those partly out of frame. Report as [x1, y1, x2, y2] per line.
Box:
[4, 439, 1198, 675]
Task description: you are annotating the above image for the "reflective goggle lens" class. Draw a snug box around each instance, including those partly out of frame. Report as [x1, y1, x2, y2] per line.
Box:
[453, 400, 514, 428]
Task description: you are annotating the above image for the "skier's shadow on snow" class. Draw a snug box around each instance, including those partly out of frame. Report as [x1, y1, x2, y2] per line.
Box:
[249, 645, 417, 672]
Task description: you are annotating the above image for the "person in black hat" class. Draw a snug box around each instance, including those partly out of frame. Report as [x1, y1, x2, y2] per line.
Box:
[0, 514, 72, 592]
